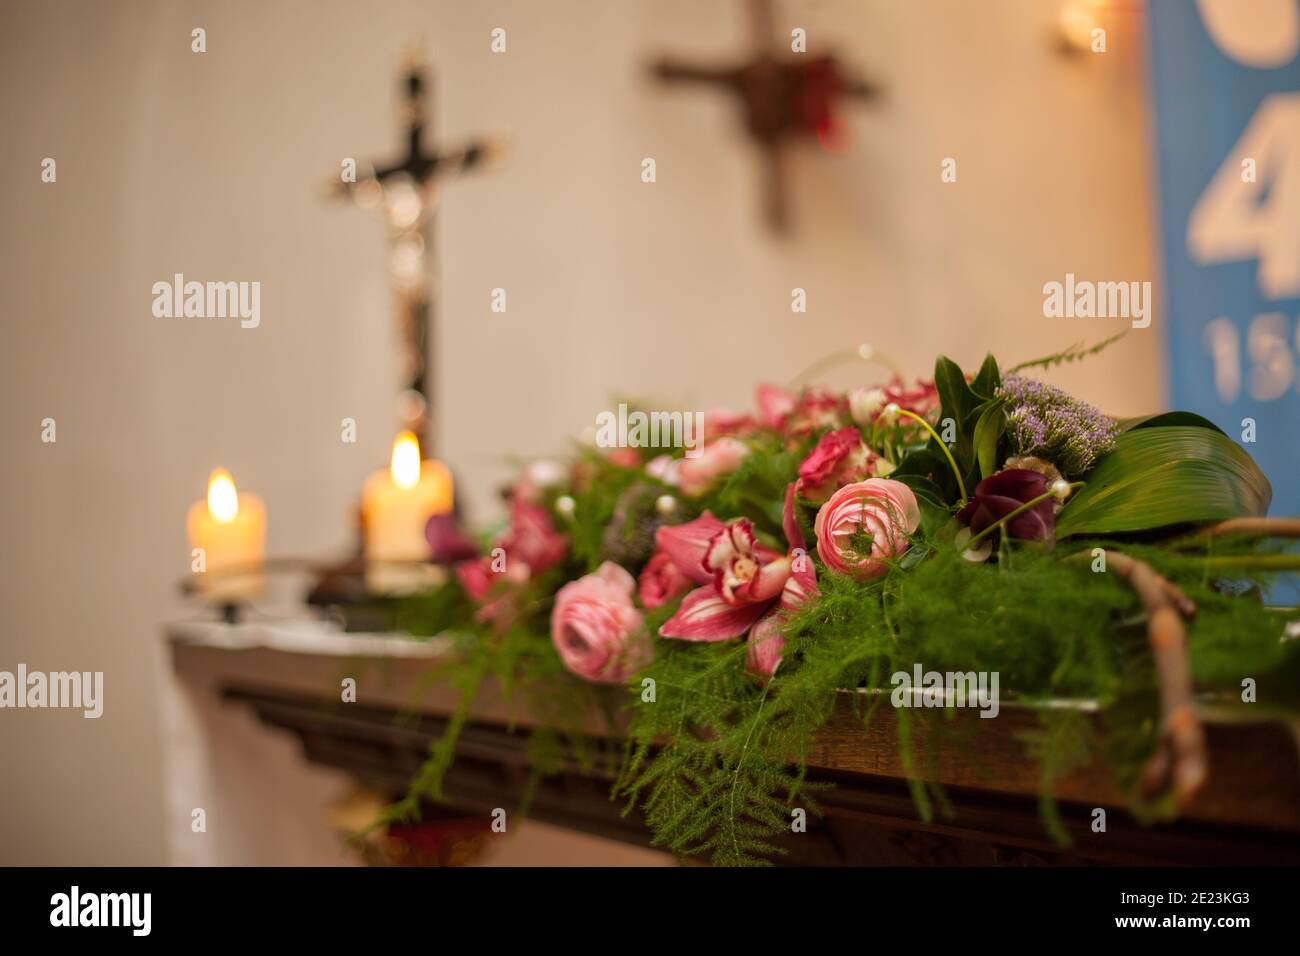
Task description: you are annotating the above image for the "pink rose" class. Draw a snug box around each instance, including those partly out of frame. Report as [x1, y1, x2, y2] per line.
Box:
[783, 387, 848, 437]
[510, 458, 567, 503]
[645, 454, 682, 487]
[638, 550, 693, 609]
[678, 437, 749, 496]
[606, 448, 643, 469]
[756, 383, 797, 430]
[451, 498, 566, 627]
[849, 379, 940, 426]
[885, 378, 940, 419]
[550, 562, 652, 684]
[454, 558, 492, 602]
[454, 556, 529, 624]
[795, 427, 876, 504]
[704, 407, 755, 437]
[848, 386, 887, 426]
[814, 479, 921, 581]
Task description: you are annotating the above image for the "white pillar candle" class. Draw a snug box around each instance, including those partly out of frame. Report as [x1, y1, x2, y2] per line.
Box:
[362, 431, 452, 594]
[186, 468, 266, 603]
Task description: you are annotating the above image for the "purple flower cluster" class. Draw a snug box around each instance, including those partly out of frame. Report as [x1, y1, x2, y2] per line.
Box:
[997, 375, 1118, 476]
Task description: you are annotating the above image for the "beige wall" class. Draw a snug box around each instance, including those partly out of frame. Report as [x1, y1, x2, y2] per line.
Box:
[0, 0, 1162, 865]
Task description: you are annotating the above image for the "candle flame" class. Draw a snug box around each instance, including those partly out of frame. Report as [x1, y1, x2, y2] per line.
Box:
[390, 431, 422, 490]
[207, 468, 240, 524]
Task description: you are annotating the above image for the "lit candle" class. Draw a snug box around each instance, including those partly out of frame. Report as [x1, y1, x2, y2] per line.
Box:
[186, 468, 267, 603]
[362, 431, 453, 594]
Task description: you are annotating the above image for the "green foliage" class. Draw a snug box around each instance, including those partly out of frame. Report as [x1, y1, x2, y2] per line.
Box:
[391, 522, 1297, 866]
[393, 577, 474, 637]
[928, 354, 1006, 500]
[702, 433, 801, 535]
[386, 571, 622, 827]
[973, 397, 1008, 480]
[384, 344, 1295, 866]
[618, 642, 812, 865]
[618, 537, 1300, 864]
[568, 454, 646, 571]
[1007, 331, 1129, 374]
[1057, 426, 1273, 537]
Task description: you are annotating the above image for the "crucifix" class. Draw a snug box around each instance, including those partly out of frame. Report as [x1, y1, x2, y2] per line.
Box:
[649, 0, 878, 233]
[329, 52, 505, 458]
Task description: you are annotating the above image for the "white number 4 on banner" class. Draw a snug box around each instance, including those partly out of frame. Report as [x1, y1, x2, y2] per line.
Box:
[1188, 93, 1300, 301]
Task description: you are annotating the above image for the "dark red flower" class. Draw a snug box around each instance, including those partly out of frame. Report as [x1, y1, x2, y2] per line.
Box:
[425, 514, 480, 564]
[956, 468, 1055, 545]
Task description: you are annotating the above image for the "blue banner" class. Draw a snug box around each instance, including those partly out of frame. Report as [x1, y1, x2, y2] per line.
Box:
[1147, 0, 1300, 519]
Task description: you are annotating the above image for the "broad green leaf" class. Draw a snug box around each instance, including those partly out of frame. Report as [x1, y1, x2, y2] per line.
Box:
[891, 447, 959, 505]
[1056, 425, 1272, 537]
[972, 397, 1008, 480]
[893, 472, 947, 510]
[934, 355, 979, 429]
[970, 353, 1002, 400]
[1118, 411, 1225, 434]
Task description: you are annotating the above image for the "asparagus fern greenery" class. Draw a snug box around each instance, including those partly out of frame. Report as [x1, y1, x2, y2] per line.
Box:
[388, 347, 1299, 865]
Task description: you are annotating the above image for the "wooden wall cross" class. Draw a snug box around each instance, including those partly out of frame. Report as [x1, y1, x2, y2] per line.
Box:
[650, 0, 878, 233]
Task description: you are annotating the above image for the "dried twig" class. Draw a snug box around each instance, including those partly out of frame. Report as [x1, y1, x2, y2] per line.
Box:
[1074, 549, 1205, 805]
[1196, 517, 1300, 540]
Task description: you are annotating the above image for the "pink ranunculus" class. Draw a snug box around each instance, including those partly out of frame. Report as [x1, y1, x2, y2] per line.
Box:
[638, 550, 693, 609]
[795, 427, 876, 504]
[814, 479, 921, 581]
[502, 499, 567, 575]
[678, 437, 749, 496]
[550, 562, 652, 684]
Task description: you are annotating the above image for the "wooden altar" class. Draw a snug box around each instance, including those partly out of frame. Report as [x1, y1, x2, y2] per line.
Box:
[166, 619, 1300, 866]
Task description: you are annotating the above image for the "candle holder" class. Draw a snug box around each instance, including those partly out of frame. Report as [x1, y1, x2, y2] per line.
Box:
[178, 555, 450, 633]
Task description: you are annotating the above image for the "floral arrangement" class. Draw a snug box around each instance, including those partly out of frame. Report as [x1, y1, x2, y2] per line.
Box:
[394, 343, 1300, 865]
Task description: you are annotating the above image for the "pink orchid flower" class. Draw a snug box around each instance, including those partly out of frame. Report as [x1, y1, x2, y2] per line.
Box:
[657, 483, 818, 671]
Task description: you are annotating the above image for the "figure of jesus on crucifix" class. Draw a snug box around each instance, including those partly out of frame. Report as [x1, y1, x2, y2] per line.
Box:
[328, 50, 505, 459]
